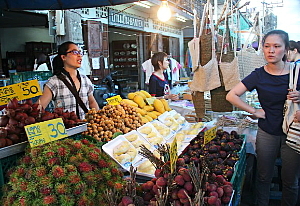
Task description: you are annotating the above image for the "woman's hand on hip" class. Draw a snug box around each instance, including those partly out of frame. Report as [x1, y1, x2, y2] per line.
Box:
[250, 108, 266, 119]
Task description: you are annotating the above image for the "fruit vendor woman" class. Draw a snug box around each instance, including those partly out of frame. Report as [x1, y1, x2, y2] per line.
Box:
[149, 52, 179, 101]
[38, 41, 99, 119]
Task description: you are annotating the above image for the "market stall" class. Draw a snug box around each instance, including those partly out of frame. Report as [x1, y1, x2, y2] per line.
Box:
[0, 79, 250, 205]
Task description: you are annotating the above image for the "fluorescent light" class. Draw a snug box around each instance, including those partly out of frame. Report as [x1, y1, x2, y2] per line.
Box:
[134, 1, 151, 8]
[175, 13, 187, 22]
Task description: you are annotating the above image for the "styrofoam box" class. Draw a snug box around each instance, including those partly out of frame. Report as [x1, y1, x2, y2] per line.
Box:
[158, 111, 182, 132]
[102, 135, 141, 171]
[137, 122, 166, 148]
[123, 130, 154, 152]
[151, 120, 175, 141]
[132, 159, 155, 178]
[169, 110, 188, 127]
[166, 135, 190, 156]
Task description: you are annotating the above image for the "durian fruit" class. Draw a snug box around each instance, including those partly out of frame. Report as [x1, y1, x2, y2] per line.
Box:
[135, 91, 147, 100]
[133, 95, 146, 108]
[114, 153, 132, 165]
[141, 117, 149, 124]
[173, 113, 181, 120]
[160, 98, 172, 111]
[152, 111, 162, 116]
[170, 122, 179, 131]
[140, 90, 152, 98]
[158, 128, 170, 136]
[153, 99, 165, 114]
[137, 160, 155, 174]
[148, 136, 163, 144]
[144, 115, 153, 122]
[147, 132, 157, 138]
[146, 112, 157, 120]
[144, 105, 154, 112]
[113, 141, 130, 155]
[136, 108, 147, 116]
[121, 99, 138, 107]
[126, 148, 137, 161]
[128, 92, 137, 100]
[177, 116, 185, 124]
[125, 134, 138, 142]
[139, 126, 152, 134]
[164, 120, 173, 127]
[187, 128, 199, 135]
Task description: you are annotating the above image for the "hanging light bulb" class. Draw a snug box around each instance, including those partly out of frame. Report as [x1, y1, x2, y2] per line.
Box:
[157, 0, 171, 22]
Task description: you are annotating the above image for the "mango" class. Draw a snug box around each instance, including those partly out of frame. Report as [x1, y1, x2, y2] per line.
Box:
[160, 99, 172, 111]
[133, 95, 146, 108]
[153, 99, 165, 114]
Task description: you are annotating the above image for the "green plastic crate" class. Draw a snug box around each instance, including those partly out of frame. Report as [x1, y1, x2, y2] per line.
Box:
[230, 136, 247, 206]
[10, 71, 53, 84]
[0, 152, 24, 197]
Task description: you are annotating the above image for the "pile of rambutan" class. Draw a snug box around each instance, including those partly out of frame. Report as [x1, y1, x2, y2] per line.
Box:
[1, 138, 125, 206]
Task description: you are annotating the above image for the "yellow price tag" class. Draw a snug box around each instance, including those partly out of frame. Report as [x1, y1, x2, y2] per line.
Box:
[106, 95, 122, 105]
[0, 79, 42, 106]
[204, 126, 217, 145]
[145, 97, 156, 105]
[169, 137, 178, 173]
[25, 118, 68, 147]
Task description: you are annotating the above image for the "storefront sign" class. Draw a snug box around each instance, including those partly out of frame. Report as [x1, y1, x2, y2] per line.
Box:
[106, 95, 122, 105]
[109, 8, 145, 30]
[0, 79, 42, 106]
[25, 118, 67, 147]
[204, 126, 217, 145]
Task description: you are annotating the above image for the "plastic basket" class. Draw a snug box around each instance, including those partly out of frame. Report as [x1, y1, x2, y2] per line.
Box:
[230, 136, 247, 206]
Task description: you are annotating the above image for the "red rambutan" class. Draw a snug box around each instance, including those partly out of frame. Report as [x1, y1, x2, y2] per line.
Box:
[57, 147, 68, 156]
[43, 195, 56, 204]
[88, 152, 99, 162]
[78, 162, 93, 173]
[45, 151, 55, 158]
[52, 166, 65, 178]
[98, 160, 108, 168]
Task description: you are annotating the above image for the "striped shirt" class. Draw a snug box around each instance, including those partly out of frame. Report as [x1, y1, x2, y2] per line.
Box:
[45, 73, 94, 119]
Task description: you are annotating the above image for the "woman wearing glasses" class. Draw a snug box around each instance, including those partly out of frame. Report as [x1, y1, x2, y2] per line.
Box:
[38, 41, 99, 119]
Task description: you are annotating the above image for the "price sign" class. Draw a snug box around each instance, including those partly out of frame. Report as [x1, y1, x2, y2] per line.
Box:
[169, 137, 178, 173]
[106, 95, 122, 105]
[0, 79, 42, 106]
[25, 118, 68, 147]
[204, 126, 217, 145]
[146, 97, 156, 105]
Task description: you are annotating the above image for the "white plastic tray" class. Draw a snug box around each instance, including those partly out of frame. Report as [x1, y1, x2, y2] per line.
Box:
[137, 122, 166, 148]
[102, 135, 140, 170]
[151, 120, 175, 141]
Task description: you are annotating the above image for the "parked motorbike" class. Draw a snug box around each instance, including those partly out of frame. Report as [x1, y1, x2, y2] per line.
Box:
[93, 71, 126, 108]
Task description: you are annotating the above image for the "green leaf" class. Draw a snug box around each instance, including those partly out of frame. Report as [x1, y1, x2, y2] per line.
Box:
[112, 132, 123, 139]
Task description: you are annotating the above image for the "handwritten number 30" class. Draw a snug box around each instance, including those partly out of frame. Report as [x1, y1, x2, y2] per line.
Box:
[48, 122, 67, 138]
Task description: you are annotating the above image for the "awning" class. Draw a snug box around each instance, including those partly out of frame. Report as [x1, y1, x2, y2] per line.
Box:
[0, 0, 139, 10]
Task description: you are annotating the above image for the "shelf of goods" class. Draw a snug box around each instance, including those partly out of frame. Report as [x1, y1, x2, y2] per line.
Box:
[111, 40, 138, 85]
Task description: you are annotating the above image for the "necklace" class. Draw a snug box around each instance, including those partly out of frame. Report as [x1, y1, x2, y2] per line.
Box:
[265, 63, 286, 75]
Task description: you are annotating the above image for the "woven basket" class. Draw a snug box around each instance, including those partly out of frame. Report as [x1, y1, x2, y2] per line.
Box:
[200, 33, 212, 65]
[210, 86, 233, 112]
[192, 91, 205, 118]
[237, 48, 266, 79]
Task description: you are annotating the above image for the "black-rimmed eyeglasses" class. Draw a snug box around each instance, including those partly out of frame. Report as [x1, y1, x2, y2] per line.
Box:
[66, 50, 84, 56]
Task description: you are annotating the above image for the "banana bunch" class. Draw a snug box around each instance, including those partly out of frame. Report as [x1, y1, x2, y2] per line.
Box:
[121, 90, 173, 124]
